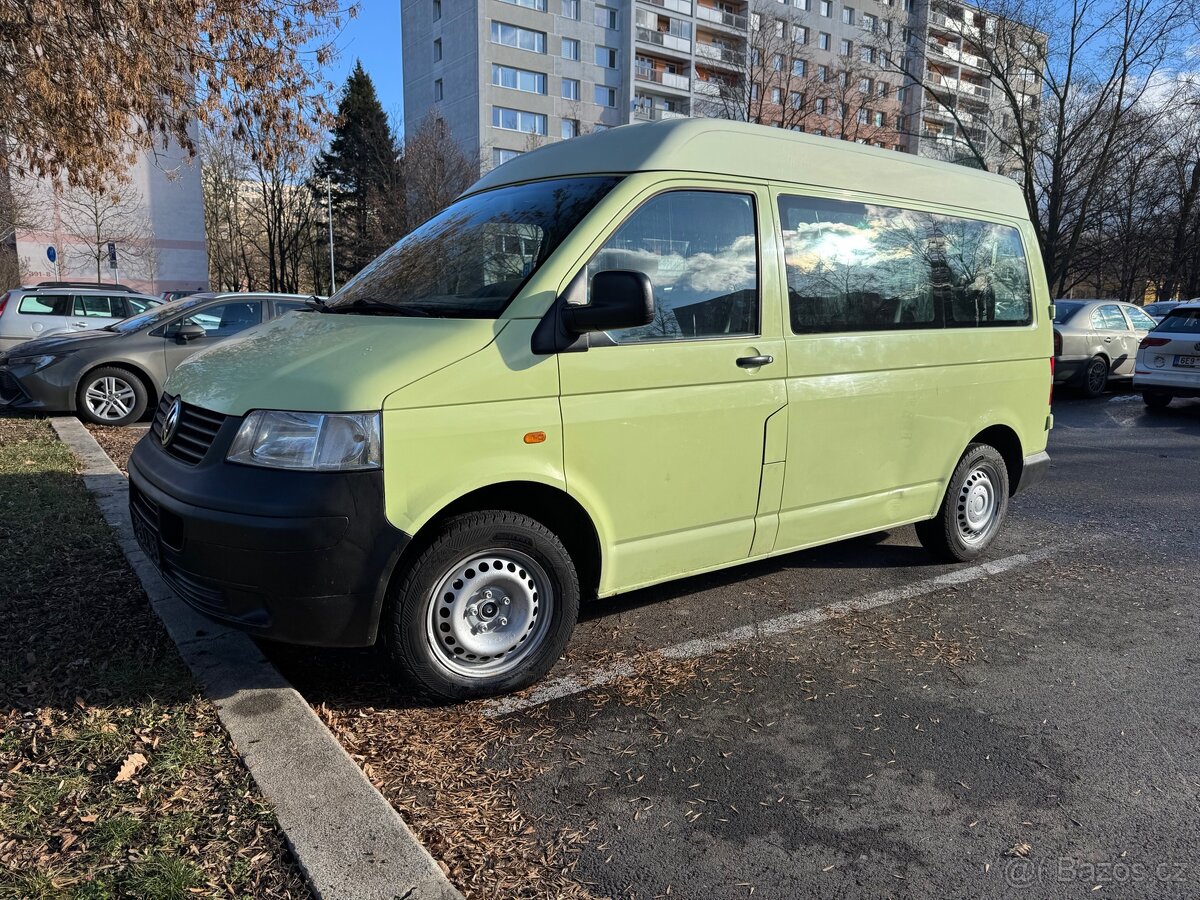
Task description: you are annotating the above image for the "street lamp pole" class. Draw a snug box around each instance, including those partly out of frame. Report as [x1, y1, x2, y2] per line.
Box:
[326, 178, 336, 294]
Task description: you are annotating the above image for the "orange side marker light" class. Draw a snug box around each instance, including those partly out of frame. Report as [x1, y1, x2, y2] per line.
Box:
[523, 431, 547, 444]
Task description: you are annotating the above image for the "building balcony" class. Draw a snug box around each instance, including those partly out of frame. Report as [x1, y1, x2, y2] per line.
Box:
[638, 0, 693, 14]
[694, 41, 745, 68]
[635, 67, 692, 91]
[634, 106, 691, 121]
[636, 27, 693, 55]
[692, 78, 726, 97]
[695, 4, 748, 32]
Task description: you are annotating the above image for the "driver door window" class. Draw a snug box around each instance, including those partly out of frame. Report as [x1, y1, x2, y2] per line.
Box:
[180, 302, 262, 337]
[1091, 305, 1126, 331]
[584, 190, 759, 343]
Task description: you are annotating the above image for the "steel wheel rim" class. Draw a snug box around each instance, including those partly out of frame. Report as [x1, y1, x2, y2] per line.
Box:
[956, 463, 1000, 545]
[424, 548, 553, 679]
[84, 376, 136, 421]
[1087, 360, 1106, 394]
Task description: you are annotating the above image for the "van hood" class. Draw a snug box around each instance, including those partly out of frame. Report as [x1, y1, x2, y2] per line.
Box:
[166, 312, 504, 416]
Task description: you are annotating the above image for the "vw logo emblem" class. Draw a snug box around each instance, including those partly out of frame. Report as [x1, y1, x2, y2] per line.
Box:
[1194, 342, 1200, 352]
[161, 398, 182, 447]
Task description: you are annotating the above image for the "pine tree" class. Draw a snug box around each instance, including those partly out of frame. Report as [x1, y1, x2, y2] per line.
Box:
[316, 61, 403, 284]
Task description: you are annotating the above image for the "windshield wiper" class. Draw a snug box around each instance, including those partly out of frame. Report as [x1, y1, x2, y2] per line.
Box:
[325, 298, 430, 317]
[306, 294, 327, 311]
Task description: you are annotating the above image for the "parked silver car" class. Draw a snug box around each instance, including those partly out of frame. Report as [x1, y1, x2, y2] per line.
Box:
[1053, 299, 1159, 397]
[0, 292, 311, 426]
[0, 282, 162, 350]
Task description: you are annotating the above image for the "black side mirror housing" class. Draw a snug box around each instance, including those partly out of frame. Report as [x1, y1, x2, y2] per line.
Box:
[562, 270, 654, 335]
[176, 323, 205, 343]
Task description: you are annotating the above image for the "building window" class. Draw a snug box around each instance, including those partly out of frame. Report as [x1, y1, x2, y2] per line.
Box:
[492, 64, 547, 94]
[562, 37, 580, 60]
[492, 105, 548, 134]
[433, 78, 443, 101]
[594, 85, 617, 106]
[491, 21, 547, 53]
[562, 77, 580, 100]
[877, 82, 888, 98]
[595, 46, 618, 68]
[793, 25, 808, 43]
[839, 39, 852, 56]
[815, 97, 826, 114]
[561, 0, 579, 18]
[861, 46, 876, 63]
[790, 91, 804, 109]
[498, 0, 546, 8]
[594, 4, 618, 28]
[873, 110, 885, 126]
[859, 77, 871, 93]
[792, 58, 807, 76]
[771, 87, 782, 102]
[857, 108, 869, 124]
[842, 6, 854, 24]
[493, 148, 522, 166]
[561, 118, 579, 139]
[772, 53, 783, 71]
[817, 32, 830, 50]
[775, 19, 785, 37]
[433, 0, 441, 19]
[861, 13, 876, 31]
[819, 0, 832, 16]
[817, 64, 829, 80]
[433, 38, 442, 61]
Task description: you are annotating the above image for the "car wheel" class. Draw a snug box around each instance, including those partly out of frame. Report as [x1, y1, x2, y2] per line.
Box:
[1143, 390, 1172, 410]
[916, 443, 1010, 563]
[1080, 356, 1109, 398]
[76, 367, 148, 427]
[386, 511, 580, 702]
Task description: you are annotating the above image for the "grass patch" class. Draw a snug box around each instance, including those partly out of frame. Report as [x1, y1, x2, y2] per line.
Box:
[0, 417, 309, 898]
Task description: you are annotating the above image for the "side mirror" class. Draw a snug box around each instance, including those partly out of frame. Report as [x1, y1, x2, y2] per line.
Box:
[176, 323, 205, 343]
[562, 270, 655, 335]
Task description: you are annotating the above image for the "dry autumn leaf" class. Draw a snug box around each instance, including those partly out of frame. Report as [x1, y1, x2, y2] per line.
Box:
[114, 752, 149, 783]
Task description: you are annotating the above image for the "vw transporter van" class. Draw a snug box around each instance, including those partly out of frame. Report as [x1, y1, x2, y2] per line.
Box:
[128, 120, 1052, 701]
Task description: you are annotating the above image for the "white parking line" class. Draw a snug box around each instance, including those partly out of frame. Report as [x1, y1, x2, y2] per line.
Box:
[484, 545, 1064, 717]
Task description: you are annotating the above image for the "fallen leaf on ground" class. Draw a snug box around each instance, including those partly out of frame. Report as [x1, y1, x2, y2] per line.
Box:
[114, 752, 148, 783]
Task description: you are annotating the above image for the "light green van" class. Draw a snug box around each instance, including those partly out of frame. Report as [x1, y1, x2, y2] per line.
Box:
[128, 120, 1052, 701]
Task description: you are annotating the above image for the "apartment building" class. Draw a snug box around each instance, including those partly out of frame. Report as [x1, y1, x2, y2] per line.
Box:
[401, 0, 1043, 173]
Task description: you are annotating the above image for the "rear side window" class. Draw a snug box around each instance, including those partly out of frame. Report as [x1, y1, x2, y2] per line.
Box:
[1125, 306, 1157, 330]
[1091, 305, 1127, 331]
[778, 195, 1033, 334]
[1053, 302, 1084, 324]
[17, 294, 71, 316]
[125, 296, 157, 316]
[1156, 308, 1200, 334]
[73, 295, 120, 318]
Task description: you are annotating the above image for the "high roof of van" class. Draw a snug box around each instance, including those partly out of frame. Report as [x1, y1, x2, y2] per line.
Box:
[470, 119, 1029, 222]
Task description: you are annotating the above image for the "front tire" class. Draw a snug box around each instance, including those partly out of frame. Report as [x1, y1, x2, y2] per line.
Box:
[76, 367, 148, 426]
[1143, 390, 1172, 409]
[386, 511, 580, 702]
[1080, 356, 1109, 398]
[916, 444, 1010, 563]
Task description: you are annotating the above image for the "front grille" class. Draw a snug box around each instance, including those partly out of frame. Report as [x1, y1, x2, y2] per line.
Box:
[0, 370, 28, 404]
[151, 394, 227, 465]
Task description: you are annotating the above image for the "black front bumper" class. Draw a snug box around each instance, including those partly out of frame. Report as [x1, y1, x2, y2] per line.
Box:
[127, 412, 409, 647]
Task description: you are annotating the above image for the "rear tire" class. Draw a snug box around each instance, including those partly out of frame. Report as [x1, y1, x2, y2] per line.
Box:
[385, 511, 580, 702]
[76, 367, 148, 427]
[1143, 390, 1172, 409]
[916, 443, 1010, 563]
[1080, 356, 1109, 398]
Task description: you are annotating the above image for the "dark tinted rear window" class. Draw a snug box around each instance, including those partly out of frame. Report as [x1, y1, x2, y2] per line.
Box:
[1156, 308, 1200, 334]
[1053, 302, 1084, 324]
[18, 294, 71, 316]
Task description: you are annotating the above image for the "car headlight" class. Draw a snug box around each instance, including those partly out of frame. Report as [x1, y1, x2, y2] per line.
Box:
[9, 353, 63, 372]
[227, 411, 382, 471]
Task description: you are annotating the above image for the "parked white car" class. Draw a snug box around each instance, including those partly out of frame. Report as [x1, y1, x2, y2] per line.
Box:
[1134, 300, 1200, 408]
[0, 282, 161, 350]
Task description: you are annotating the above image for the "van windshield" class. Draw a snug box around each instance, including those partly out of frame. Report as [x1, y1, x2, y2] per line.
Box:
[324, 176, 621, 319]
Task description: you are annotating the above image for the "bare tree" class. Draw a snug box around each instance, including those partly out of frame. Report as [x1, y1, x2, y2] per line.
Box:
[876, 0, 1191, 296]
[403, 112, 477, 231]
[56, 178, 155, 283]
[201, 127, 250, 291]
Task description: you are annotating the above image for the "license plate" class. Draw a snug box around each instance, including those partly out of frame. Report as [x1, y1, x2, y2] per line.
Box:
[1174, 355, 1199, 368]
[132, 513, 160, 569]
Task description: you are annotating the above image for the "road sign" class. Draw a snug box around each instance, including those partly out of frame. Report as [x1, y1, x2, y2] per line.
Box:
[107, 241, 117, 269]
[46, 246, 56, 263]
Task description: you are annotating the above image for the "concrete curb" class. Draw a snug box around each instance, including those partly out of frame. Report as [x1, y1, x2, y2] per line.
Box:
[50, 417, 463, 900]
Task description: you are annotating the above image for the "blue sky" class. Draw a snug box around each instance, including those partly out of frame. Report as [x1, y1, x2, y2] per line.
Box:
[322, 3, 407, 135]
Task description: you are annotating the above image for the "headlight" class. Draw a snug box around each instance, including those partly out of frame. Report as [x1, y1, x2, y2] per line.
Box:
[9, 353, 62, 372]
[227, 411, 381, 471]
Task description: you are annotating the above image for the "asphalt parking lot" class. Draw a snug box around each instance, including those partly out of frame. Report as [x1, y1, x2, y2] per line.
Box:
[271, 389, 1200, 899]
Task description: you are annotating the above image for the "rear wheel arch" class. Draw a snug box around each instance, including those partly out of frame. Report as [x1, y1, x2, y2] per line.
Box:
[968, 424, 1023, 495]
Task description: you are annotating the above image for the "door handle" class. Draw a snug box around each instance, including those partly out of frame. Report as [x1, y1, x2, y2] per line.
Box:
[736, 354, 774, 369]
